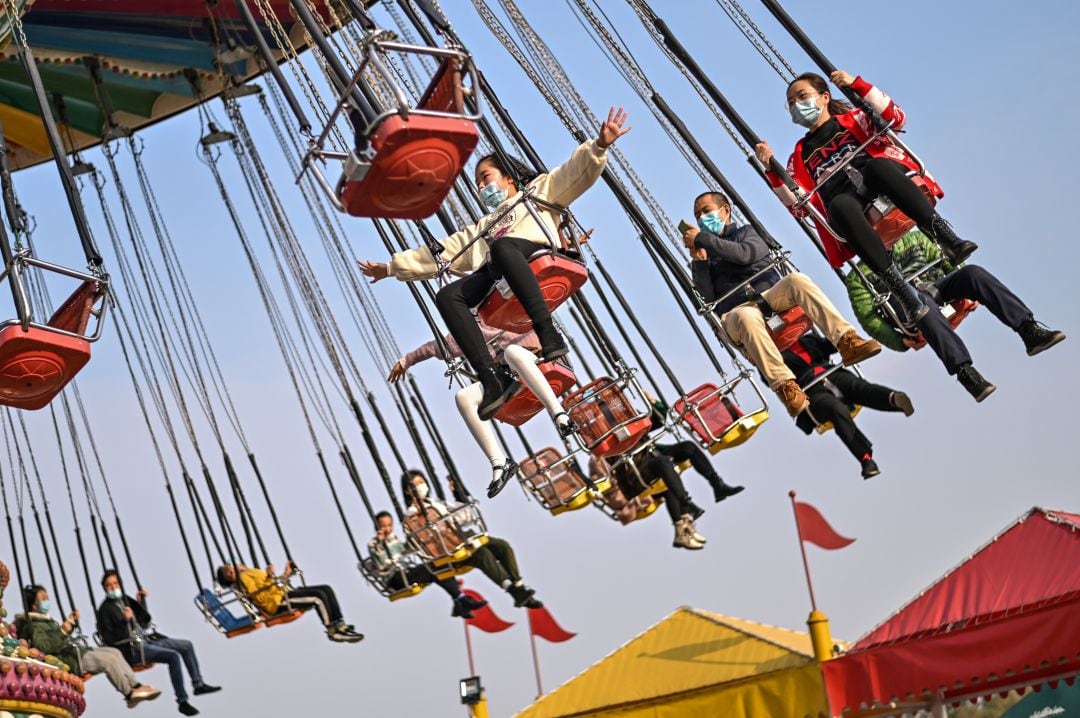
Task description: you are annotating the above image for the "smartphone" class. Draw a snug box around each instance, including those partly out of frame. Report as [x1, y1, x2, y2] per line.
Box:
[678, 219, 694, 234]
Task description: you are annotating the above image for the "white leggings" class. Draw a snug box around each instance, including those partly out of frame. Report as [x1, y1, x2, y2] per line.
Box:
[456, 345, 566, 464]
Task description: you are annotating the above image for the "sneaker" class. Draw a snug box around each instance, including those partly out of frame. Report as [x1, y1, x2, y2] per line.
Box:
[889, 391, 915, 417]
[835, 331, 882, 367]
[1019, 320, 1065, 357]
[192, 685, 221, 697]
[861, 457, 881, 480]
[775, 380, 809, 417]
[554, 411, 578, 439]
[712, 482, 745, 503]
[126, 685, 162, 708]
[507, 584, 537, 608]
[451, 598, 475, 620]
[486, 458, 519, 499]
[328, 623, 365, 643]
[927, 215, 978, 264]
[957, 364, 996, 403]
[477, 366, 520, 421]
[178, 702, 200, 716]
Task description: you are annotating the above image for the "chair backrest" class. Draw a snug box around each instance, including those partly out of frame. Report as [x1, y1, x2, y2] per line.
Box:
[47, 281, 101, 335]
[197, 588, 254, 633]
[404, 506, 466, 560]
[521, 448, 588, 508]
[674, 384, 744, 446]
[417, 58, 465, 114]
[565, 377, 650, 457]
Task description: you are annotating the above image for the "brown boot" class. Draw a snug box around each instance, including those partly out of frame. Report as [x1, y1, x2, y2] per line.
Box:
[836, 330, 882, 367]
[775, 380, 809, 417]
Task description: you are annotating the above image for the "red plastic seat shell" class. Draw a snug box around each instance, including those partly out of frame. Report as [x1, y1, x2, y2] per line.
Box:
[673, 383, 744, 447]
[494, 362, 577, 427]
[478, 254, 588, 332]
[339, 114, 479, 220]
[867, 175, 938, 249]
[0, 325, 90, 410]
[768, 306, 814, 352]
[564, 377, 650, 459]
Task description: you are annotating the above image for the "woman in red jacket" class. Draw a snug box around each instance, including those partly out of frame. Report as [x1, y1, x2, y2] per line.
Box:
[756, 70, 977, 325]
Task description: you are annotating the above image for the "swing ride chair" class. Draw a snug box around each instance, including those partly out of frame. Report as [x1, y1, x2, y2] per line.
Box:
[517, 447, 597, 516]
[300, 31, 483, 220]
[789, 118, 934, 251]
[358, 552, 426, 602]
[437, 189, 589, 333]
[562, 369, 654, 460]
[91, 628, 153, 673]
[403, 501, 489, 570]
[590, 461, 662, 524]
[671, 372, 770, 454]
[0, 249, 109, 410]
[495, 356, 577, 427]
[194, 572, 306, 639]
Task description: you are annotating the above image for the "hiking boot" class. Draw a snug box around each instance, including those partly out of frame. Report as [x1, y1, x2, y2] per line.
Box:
[836, 330, 882, 367]
[178, 702, 200, 716]
[486, 458, 519, 499]
[1018, 320, 1066, 356]
[926, 215, 978, 264]
[775, 380, 809, 417]
[880, 265, 929, 324]
[861, 457, 881, 480]
[477, 366, 520, 421]
[554, 411, 579, 439]
[889, 391, 915, 417]
[536, 326, 569, 362]
[507, 584, 537, 608]
[957, 364, 996, 402]
[451, 596, 475, 619]
[672, 516, 704, 550]
[192, 685, 221, 697]
[712, 481, 745, 503]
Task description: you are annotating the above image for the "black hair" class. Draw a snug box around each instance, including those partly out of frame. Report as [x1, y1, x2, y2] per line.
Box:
[788, 72, 852, 116]
[374, 510, 393, 524]
[475, 152, 541, 187]
[400, 470, 427, 506]
[694, 191, 731, 209]
[100, 569, 121, 588]
[23, 584, 45, 612]
[216, 566, 236, 588]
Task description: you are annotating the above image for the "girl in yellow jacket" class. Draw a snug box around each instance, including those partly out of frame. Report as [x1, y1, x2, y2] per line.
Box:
[359, 107, 631, 422]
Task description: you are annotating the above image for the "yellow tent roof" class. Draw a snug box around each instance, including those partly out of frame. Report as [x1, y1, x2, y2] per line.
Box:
[515, 607, 834, 718]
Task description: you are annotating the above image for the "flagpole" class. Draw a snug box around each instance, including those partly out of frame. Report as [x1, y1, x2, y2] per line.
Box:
[464, 620, 476, 677]
[789, 490, 818, 612]
[528, 616, 544, 698]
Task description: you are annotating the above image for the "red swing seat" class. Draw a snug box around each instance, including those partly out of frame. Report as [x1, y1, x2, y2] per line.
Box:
[865, 174, 938, 249]
[767, 306, 814, 352]
[0, 280, 101, 410]
[338, 58, 479, 220]
[518, 447, 591, 515]
[673, 383, 744, 447]
[493, 361, 576, 426]
[478, 251, 588, 332]
[563, 376, 651, 459]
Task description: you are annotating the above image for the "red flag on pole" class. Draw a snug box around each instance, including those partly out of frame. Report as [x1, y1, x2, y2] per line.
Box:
[793, 499, 855, 550]
[527, 606, 575, 643]
[462, 588, 514, 633]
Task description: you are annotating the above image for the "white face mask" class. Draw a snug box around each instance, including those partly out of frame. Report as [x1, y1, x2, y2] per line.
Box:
[414, 482, 429, 500]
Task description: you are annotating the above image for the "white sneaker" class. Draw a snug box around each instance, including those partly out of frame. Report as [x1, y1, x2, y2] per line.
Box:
[126, 685, 162, 708]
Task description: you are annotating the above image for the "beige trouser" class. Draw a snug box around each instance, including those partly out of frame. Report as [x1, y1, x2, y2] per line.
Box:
[721, 273, 855, 389]
[81, 646, 139, 697]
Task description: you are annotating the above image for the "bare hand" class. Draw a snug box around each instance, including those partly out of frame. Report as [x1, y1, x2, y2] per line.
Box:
[387, 359, 407, 383]
[122, 607, 135, 621]
[266, 564, 276, 577]
[691, 247, 708, 261]
[70, 610, 80, 623]
[136, 588, 148, 602]
[830, 70, 855, 89]
[357, 260, 390, 283]
[754, 141, 774, 165]
[597, 106, 631, 149]
[901, 336, 926, 350]
[285, 560, 297, 576]
[682, 226, 700, 250]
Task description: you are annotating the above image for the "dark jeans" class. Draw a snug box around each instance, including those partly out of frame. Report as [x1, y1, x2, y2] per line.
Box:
[654, 440, 722, 493]
[826, 157, 937, 273]
[386, 565, 460, 598]
[463, 536, 521, 587]
[638, 452, 694, 524]
[802, 369, 900, 461]
[434, 236, 555, 372]
[141, 637, 203, 703]
[285, 585, 343, 626]
[916, 265, 1033, 374]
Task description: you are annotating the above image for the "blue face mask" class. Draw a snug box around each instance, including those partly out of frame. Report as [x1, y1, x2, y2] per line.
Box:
[790, 97, 823, 128]
[697, 210, 726, 235]
[107, 589, 123, 601]
[38, 599, 51, 615]
[480, 181, 508, 211]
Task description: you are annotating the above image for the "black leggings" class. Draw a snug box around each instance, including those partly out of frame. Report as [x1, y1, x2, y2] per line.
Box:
[654, 440, 722, 490]
[639, 453, 694, 524]
[826, 157, 937, 273]
[434, 236, 554, 372]
[286, 585, 343, 627]
[804, 369, 900, 461]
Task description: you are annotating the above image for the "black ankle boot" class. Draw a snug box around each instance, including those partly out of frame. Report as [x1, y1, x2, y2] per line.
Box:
[711, 480, 745, 503]
[1018, 320, 1066, 356]
[956, 364, 996, 403]
[880, 265, 929, 324]
[687, 501, 706, 521]
[477, 366, 520, 421]
[925, 215, 978, 264]
[535, 325, 569, 362]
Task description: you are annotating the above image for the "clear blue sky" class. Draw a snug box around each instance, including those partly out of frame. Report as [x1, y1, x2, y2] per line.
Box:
[6, 1, 1079, 716]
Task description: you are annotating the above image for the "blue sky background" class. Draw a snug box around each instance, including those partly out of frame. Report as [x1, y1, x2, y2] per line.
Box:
[5, 1, 1079, 716]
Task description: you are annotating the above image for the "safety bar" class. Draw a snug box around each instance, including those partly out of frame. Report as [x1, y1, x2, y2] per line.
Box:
[0, 251, 110, 341]
[698, 251, 795, 316]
